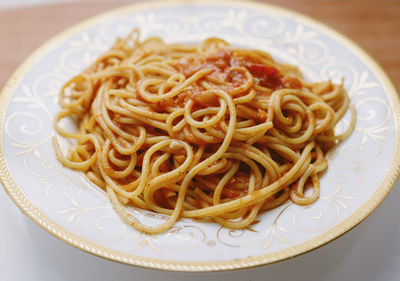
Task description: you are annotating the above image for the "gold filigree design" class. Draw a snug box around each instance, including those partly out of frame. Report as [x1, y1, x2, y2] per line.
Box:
[216, 204, 293, 249]
[133, 235, 161, 253]
[293, 186, 357, 233]
[340, 97, 390, 162]
[131, 225, 207, 253]
[262, 205, 292, 248]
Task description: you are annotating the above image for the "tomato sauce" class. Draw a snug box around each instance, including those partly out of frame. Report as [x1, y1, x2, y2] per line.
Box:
[174, 48, 291, 91]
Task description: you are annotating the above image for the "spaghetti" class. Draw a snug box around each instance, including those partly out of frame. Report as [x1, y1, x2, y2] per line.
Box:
[54, 29, 355, 234]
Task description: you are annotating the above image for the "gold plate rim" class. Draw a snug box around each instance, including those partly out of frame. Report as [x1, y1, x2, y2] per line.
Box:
[0, 0, 399, 272]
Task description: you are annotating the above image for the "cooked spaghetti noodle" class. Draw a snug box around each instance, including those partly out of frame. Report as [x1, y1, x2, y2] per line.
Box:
[54, 29, 355, 234]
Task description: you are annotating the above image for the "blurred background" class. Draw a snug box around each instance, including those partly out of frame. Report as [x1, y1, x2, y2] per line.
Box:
[0, 0, 97, 9]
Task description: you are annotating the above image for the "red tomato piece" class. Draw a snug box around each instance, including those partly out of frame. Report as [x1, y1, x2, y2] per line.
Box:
[247, 63, 282, 89]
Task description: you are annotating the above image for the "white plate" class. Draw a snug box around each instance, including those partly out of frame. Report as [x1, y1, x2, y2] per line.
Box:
[1, 0, 399, 271]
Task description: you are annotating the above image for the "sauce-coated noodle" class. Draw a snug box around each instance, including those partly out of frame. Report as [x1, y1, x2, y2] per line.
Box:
[54, 30, 355, 234]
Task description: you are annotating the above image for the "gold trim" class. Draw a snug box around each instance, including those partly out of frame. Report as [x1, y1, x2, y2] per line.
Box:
[0, 0, 399, 272]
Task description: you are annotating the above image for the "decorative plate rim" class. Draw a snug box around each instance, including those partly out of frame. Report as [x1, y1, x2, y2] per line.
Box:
[1, 0, 399, 272]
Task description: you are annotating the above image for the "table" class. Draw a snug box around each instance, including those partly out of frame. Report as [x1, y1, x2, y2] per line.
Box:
[1, 1, 399, 280]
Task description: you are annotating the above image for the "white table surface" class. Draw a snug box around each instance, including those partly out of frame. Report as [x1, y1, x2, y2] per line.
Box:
[1, 178, 399, 281]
